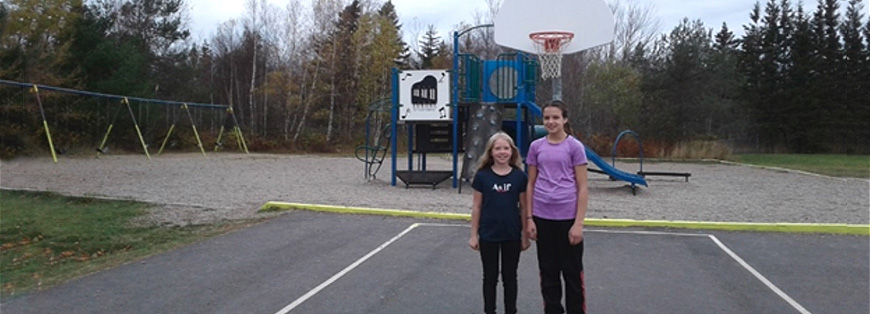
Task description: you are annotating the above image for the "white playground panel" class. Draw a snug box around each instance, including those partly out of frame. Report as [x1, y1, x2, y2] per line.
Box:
[398, 70, 451, 122]
[494, 0, 615, 55]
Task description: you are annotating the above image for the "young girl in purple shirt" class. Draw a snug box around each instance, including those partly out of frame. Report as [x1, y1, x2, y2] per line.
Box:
[525, 100, 589, 314]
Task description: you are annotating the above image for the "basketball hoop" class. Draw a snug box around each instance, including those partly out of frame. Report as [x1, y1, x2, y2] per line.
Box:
[529, 31, 574, 79]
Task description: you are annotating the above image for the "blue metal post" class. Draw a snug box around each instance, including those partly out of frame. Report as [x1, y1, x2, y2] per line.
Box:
[515, 52, 525, 157]
[365, 110, 371, 179]
[391, 68, 398, 186]
[516, 102, 522, 156]
[407, 124, 413, 171]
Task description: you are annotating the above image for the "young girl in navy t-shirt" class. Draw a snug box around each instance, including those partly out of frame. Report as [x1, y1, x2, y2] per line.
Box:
[469, 131, 529, 314]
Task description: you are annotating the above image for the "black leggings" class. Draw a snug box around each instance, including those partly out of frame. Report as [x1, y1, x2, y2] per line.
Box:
[534, 217, 586, 314]
[479, 240, 522, 314]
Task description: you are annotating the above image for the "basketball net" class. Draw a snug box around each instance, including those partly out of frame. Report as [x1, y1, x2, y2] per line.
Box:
[529, 31, 574, 80]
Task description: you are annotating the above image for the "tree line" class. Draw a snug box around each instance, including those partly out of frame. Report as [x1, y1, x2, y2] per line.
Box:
[571, 0, 868, 154]
[1, 0, 867, 158]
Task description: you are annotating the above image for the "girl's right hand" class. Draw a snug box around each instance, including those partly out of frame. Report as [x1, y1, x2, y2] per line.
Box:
[469, 235, 479, 251]
[525, 219, 537, 241]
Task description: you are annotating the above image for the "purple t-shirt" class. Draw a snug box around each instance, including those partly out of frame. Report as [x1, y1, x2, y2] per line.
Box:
[526, 136, 588, 220]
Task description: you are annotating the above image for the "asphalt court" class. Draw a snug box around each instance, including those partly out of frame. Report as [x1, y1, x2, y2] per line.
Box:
[2, 210, 867, 314]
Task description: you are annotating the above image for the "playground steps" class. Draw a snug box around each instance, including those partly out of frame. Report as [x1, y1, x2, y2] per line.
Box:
[396, 170, 453, 189]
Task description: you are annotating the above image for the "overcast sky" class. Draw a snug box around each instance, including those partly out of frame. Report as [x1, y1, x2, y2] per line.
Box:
[185, 0, 848, 43]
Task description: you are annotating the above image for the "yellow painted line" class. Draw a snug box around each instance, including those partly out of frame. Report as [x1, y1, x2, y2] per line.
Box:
[259, 201, 870, 236]
[260, 202, 470, 221]
[583, 218, 870, 236]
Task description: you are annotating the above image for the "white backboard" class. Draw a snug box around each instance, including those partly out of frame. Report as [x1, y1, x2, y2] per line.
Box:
[494, 0, 615, 54]
[398, 70, 451, 122]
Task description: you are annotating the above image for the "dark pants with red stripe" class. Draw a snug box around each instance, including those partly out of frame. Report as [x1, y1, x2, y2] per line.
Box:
[479, 240, 521, 314]
[534, 217, 585, 314]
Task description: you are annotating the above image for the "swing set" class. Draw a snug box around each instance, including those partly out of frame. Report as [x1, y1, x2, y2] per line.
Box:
[0, 79, 249, 162]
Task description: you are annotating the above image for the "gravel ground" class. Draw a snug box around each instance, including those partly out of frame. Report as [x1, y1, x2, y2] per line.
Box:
[1, 152, 867, 226]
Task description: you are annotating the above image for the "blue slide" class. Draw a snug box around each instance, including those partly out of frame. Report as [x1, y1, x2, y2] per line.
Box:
[584, 146, 648, 190]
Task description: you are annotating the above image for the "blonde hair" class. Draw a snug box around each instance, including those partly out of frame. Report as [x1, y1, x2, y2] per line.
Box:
[477, 132, 523, 170]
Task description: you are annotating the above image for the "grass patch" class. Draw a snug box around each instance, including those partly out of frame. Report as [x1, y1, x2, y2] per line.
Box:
[735, 154, 870, 178]
[0, 190, 260, 297]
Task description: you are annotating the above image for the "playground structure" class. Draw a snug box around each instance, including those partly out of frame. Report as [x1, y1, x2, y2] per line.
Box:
[355, 0, 691, 193]
[364, 0, 614, 190]
[0, 79, 249, 162]
[379, 33, 542, 190]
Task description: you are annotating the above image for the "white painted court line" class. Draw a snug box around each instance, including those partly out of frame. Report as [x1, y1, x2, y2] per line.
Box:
[274, 223, 422, 314]
[708, 235, 812, 314]
[418, 222, 468, 228]
[596, 230, 810, 314]
[591, 228, 811, 313]
[275, 224, 810, 314]
[585, 229, 708, 237]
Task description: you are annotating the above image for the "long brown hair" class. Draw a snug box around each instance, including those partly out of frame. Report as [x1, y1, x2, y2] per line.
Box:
[477, 132, 523, 170]
[542, 100, 575, 137]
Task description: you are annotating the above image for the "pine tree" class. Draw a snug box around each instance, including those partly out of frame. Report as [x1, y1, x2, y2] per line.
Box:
[864, 17, 870, 153]
[417, 25, 442, 69]
[786, 4, 820, 152]
[68, 3, 150, 96]
[758, 0, 787, 149]
[378, 1, 410, 69]
[336, 0, 362, 140]
[811, 0, 842, 152]
[113, 0, 190, 58]
[658, 18, 712, 141]
[740, 2, 775, 150]
[318, 0, 362, 142]
[839, 0, 868, 153]
[710, 23, 746, 140]
[865, 13, 870, 51]
[357, 12, 399, 99]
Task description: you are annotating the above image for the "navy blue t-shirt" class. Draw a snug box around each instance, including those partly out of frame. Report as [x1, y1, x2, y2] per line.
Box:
[472, 167, 528, 242]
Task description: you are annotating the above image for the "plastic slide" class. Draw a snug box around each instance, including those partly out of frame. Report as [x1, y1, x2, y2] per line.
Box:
[584, 146, 648, 190]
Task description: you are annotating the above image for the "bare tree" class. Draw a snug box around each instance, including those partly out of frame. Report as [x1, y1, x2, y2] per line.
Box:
[547, 0, 661, 137]
[244, 0, 261, 136]
[280, 0, 307, 141]
[405, 18, 425, 67]
[294, 0, 342, 143]
[212, 19, 242, 119]
[601, 0, 662, 62]
[258, 0, 280, 138]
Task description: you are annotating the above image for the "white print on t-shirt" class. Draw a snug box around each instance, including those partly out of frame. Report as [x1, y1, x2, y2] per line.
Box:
[492, 183, 511, 193]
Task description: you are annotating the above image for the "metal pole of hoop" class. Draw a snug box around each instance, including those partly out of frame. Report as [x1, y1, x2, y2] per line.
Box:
[530, 31, 573, 101]
[553, 72, 563, 101]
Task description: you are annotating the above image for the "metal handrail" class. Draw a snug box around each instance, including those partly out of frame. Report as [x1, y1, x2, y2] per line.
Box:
[611, 130, 643, 174]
